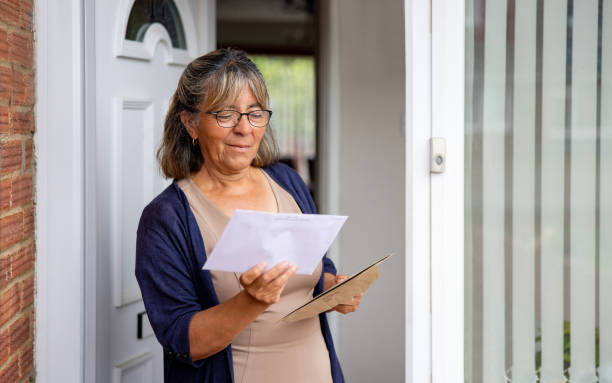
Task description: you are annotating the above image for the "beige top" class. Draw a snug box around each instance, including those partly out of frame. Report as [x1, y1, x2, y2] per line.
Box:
[178, 171, 332, 383]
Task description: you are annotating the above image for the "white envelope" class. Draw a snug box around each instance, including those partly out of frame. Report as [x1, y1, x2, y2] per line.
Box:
[203, 210, 347, 274]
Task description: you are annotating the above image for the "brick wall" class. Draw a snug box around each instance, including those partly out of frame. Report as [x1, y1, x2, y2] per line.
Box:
[0, 0, 35, 382]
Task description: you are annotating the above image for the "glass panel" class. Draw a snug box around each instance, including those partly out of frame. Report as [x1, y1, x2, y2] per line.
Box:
[250, 55, 316, 186]
[465, 0, 611, 382]
[125, 0, 187, 49]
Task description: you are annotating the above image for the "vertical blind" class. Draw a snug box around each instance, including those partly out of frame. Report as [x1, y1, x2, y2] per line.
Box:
[465, 0, 611, 382]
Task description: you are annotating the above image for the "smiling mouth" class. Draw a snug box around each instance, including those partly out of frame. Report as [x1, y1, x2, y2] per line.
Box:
[228, 144, 251, 152]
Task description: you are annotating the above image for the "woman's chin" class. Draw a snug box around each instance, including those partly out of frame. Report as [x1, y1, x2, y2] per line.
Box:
[220, 156, 257, 172]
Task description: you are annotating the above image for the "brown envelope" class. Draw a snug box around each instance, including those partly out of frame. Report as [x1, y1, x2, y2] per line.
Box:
[281, 254, 393, 322]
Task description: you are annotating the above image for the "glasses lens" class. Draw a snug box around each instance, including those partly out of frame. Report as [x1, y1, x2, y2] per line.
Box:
[216, 111, 239, 128]
[247, 110, 270, 127]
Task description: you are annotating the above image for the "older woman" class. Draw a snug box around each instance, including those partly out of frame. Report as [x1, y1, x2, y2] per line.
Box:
[135, 48, 361, 383]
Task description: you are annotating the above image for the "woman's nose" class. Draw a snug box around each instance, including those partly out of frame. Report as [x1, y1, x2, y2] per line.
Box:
[232, 114, 253, 134]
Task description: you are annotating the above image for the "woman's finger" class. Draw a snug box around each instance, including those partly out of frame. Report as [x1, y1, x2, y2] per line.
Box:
[240, 262, 267, 285]
[331, 293, 363, 314]
[243, 263, 297, 305]
[335, 274, 349, 285]
[269, 265, 298, 288]
[334, 304, 356, 314]
[253, 261, 291, 286]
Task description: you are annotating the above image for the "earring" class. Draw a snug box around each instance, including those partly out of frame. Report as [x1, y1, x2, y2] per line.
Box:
[192, 137, 198, 146]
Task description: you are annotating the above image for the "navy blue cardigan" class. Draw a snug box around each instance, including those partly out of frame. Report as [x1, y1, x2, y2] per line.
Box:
[135, 163, 344, 382]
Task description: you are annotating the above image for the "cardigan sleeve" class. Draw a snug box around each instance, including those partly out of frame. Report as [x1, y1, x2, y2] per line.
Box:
[135, 202, 205, 368]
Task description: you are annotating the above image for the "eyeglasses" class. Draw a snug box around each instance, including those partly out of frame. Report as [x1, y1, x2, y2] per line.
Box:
[206, 109, 273, 128]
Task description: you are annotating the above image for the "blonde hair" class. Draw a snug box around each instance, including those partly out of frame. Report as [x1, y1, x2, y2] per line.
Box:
[157, 48, 279, 179]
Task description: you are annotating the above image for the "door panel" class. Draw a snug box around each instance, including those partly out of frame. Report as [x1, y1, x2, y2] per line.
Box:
[94, 1, 208, 381]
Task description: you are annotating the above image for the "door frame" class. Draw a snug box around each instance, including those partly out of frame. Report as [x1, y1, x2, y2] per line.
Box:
[430, 0, 465, 381]
[404, 0, 432, 381]
[403, 0, 464, 381]
[35, 0, 87, 381]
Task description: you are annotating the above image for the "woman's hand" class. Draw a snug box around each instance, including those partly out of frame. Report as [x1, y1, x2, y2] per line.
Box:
[323, 273, 363, 314]
[240, 261, 298, 305]
[188, 261, 296, 361]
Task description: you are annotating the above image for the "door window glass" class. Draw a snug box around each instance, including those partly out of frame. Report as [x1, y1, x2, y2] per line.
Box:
[125, 0, 187, 49]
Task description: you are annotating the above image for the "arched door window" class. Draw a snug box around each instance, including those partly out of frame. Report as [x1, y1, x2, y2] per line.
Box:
[125, 0, 187, 49]
[116, 0, 197, 65]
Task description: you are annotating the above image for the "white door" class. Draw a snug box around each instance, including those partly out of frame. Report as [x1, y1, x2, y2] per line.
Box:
[92, 1, 212, 382]
[426, 0, 612, 382]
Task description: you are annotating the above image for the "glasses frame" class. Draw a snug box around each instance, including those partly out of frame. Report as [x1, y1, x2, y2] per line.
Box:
[206, 109, 273, 129]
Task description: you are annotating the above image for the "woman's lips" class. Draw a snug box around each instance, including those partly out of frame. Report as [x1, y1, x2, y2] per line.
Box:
[228, 144, 251, 152]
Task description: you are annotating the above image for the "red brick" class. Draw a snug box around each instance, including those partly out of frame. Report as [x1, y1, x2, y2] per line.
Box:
[0, 66, 10, 103]
[0, 178, 10, 211]
[0, 28, 8, 61]
[0, 105, 9, 133]
[18, 342, 32, 378]
[0, 355, 18, 383]
[21, 207, 32, 238]
[10, 70, 33, 107]
[10, 174, 31, 208]
[19, 275, 32, 309]
[0, 212, 23, 250]
[18, 0, 33, 31]
[9, 314, 29, 351]
[0, 255, 9, 289]
[0, 0, 20, 26]
[23, 138, 31, 170]
[10, 69, 24, 106]
[8, 32, 32, 68]
[0, 283, 19, 326]
[9, 110, 32, 133]
[10, 245, 31, 277]
[20, 72, 33, 106]
[0, 140, 22, 174]
[0, 328, 8, 366]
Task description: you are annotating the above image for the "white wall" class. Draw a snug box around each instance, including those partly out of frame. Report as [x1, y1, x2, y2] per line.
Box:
[319, 1, 405, 381]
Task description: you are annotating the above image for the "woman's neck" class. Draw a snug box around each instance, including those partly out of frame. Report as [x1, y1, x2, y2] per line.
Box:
[191, 163, 257, 195]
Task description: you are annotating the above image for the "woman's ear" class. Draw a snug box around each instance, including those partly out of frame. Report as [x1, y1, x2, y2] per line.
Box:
[180, 111, 197, 139]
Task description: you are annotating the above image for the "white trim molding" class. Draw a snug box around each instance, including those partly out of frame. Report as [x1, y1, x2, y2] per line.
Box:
[404, 0, 432, 381]
[114, 0, 199, 65]
[35, 0, 86, 381]
[430, 0, 465, 381]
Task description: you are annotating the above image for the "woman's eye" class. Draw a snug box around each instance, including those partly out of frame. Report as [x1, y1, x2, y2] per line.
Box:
[250, 111, 263, 118]
[217, 112, 235, 120]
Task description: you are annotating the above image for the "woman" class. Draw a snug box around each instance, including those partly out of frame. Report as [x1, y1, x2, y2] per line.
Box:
[135, 48, 361, 383]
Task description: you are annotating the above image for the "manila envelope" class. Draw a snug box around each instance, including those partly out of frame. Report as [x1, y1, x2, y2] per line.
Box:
[282, 254, 393, 322]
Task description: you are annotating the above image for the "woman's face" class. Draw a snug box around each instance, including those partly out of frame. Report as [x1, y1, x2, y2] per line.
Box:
[195, 85, 266, 173]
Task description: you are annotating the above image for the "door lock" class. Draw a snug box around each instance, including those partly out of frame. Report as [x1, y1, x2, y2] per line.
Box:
[430, 137, 446, 174]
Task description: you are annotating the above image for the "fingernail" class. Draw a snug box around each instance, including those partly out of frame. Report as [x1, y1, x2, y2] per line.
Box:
[258, 262, 267, 270]
[291, 265, 298, 272]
